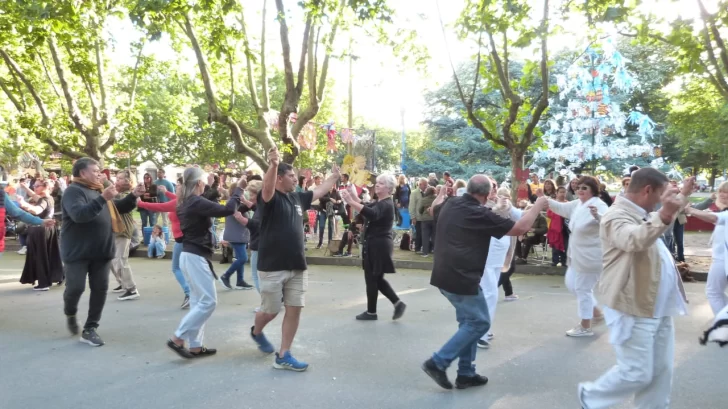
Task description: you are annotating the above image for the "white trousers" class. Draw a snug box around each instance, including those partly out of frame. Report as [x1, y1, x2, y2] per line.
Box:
[565, 267, 599, 320]
[580, 316, 674, 409]
[705, 259, 728, 315]
[479, 266, 501, 340]
[175, 253, 218, 348]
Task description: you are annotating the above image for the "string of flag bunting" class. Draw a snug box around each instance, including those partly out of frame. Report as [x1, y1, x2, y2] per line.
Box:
[264, 111, 366, 152]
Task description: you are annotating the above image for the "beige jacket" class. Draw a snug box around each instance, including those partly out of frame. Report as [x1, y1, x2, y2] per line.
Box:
[595, 197, 687, 318]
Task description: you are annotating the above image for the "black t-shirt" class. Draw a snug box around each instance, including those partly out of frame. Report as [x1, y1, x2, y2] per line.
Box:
[430, 194, 515, 295]
[257, 189, 314, 271]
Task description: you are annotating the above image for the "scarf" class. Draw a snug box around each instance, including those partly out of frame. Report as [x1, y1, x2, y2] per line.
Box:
[73, 177, 124, 233]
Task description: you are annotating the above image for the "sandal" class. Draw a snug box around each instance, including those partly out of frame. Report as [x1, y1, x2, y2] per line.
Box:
[190, 346, 217, 358]
[167, 339, 194, 359]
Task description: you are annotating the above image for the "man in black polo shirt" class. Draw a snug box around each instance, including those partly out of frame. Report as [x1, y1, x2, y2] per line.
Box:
[250, 146, 340, 372]
[422, 175, 547, 389]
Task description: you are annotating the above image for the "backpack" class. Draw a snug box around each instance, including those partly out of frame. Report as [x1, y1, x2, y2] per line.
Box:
[399, 231, 411, 251]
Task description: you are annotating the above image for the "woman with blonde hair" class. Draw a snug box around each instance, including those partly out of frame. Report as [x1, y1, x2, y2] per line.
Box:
[341, 174, 406, 321]
[685, 181, 728, 315]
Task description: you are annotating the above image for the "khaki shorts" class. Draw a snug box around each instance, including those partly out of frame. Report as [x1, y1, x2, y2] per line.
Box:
[258, 269, 308, 314]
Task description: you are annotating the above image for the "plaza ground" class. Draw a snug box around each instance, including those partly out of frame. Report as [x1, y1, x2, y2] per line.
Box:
[0, 253, 725, 409]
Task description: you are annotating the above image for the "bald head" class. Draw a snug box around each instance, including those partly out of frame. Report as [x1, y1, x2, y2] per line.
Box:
[467, 174, 492, 202]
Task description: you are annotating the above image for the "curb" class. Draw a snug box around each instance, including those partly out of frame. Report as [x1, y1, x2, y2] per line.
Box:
[2, 241, 709, 282]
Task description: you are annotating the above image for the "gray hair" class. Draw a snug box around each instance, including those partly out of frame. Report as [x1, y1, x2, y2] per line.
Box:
[377, 174, 397, 195]
[467, 174, 492, 197]
[177, 167, 205, 208]
[72, 157, 99, 177]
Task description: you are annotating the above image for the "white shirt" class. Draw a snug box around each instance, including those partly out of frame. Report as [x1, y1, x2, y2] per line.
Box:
[547, 197, 608, 274]
[603, 197, 688, 344]
[711, 213, 728, 260]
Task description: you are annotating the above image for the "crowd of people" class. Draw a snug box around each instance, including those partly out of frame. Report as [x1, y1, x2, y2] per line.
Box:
[2, 153, 728, 407]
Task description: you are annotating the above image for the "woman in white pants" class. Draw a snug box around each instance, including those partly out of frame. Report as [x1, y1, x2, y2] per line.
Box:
[478, 185, 522, 349]
[166, 167, 240, 359]
[684, 186, 728, 315]
[547, 175, 609, 337]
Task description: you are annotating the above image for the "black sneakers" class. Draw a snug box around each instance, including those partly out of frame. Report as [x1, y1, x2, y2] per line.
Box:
[422, 358, 453, 389]
[181, 295, 190, 309]
[67, 315, 79, 335]
[393, 301, 407, 320]
[235, 281, 254, 290]
[455, 374, 488, 389]
[356, 311, 378, 320]
[80, 329, 104, 347]
[111, 286, 124, 293]
[219, 276, 233, 290]
[117, 289, 140, 301]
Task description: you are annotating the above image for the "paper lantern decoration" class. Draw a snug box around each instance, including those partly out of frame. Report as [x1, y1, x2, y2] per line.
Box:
[654, 146, 662, 157]
[341, 128, 354, 144]
[297, 123, 317, 150]
[341, 154, 370, 187]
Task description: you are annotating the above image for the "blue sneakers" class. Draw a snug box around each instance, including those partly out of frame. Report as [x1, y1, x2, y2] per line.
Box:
[250, 326, 274, 354]
[273, 351, 309, 372]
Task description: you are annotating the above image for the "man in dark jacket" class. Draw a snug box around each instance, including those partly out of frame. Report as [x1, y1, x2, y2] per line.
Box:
[422, 175, 547, 390]
[62, 158, 144, 347]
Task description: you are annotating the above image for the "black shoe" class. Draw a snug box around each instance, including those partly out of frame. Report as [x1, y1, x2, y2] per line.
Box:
[219, 258, 229, 264]
[235, 281, 254, 290]
[167, 339, 194, 359]
[111, 285, 124, 293]
[315, 244, 323, 249]
[67, 315, 79, 335]
[422, 358, 453, 390]
[515, 258, 527, 265]
[355, 311, 378, 320]
[80, 328, 104, 347]
[455, 374, 489, 389]
[190, 346, 217, 358]
[393, 301, 406, 320]
[219, 275, 232, 290]
[117, 289, 140, 301]
[181, 295, 190, 309]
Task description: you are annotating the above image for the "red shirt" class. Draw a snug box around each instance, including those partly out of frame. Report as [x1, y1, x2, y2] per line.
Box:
[137, 191, 182, 240]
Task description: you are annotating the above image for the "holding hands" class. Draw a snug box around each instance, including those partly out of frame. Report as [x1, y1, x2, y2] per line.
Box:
[102, 184, 118, 201]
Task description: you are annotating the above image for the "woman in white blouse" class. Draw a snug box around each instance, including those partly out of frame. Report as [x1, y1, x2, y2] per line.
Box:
[684, 181, 728, 315]
[547, 175, 609, 337]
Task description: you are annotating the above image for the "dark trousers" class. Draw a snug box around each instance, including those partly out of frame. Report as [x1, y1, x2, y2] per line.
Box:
[338, 231, 355, 254]
[414, 221, 423, 252]
[551, 248, 566, 265]
[519, 235, 544, 258]
[365, 270, 399, 314]
[498, 258, 515, 296]
[673, 222, 685, 262]
[421, 220, 434, 255]
[63, 259, 112, 330]
[317, 212, 333, 246]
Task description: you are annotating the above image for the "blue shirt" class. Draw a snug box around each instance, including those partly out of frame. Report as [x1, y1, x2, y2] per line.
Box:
[4, 192, 43, 225]
[154, 179, 176, 203]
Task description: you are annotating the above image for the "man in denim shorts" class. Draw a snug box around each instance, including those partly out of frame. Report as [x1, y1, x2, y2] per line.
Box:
[250, 146, 340, 371]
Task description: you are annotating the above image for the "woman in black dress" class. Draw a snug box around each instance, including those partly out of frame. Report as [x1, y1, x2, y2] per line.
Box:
[18, 180, 63, 290]
[341, 174, 406, 321]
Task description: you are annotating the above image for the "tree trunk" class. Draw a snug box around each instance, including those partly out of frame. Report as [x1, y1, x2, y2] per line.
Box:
[510, 149, 525, 203]
[709, 167, 718, 191]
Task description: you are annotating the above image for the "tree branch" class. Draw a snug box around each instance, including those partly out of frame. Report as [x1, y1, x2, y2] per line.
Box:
[470, 31, 483, 108]
[35, 51, 63, 108]
[239, 5, 262, 111]
[94, 38, 109, 122]
[522, 0, 550, 145]
[0, 77, 23, 112]
[48, 36, 92, 137]
[0, 48, 51, 125]
[295, 16, 312, 97]
[698, 59, 728, 99]
[260, 0, 270, 111]
[275, 0, 297, 99]
[698, 17, 728, 97]
[487, 31, 514, 101]
[698, 0, 728, 79]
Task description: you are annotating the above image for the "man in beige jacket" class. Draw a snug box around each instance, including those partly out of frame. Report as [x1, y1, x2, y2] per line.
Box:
[579, 169, 693, 409]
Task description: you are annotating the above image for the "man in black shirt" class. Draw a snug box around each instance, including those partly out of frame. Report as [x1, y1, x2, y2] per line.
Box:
[251, 146, 340, 372]
[422, 175, 547, 390]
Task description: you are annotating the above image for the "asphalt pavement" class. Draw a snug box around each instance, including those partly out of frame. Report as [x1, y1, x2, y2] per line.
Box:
[0, 253, 725, 409]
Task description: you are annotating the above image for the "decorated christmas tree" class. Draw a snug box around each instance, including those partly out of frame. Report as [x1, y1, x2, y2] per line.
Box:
[533, 39, 667, 179]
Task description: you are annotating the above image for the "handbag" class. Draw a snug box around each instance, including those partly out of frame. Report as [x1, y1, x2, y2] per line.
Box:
[15, 221, 28, 235]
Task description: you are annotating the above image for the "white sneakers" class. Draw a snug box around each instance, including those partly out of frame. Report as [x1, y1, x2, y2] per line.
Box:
[17, 246, 27, 255]
[566, 325, 594, 337]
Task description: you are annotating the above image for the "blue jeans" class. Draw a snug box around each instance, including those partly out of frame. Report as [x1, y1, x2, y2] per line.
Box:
[223, 243, 248, 285]
[19, 233, 27, 247]
[318, 211, 333, 245]
[250, 250, 259, 293]
[139, 209, 158, 228]
[172, 242, 190, 296]
[148, 240, 166, 258]
[432, 288, 490, 377]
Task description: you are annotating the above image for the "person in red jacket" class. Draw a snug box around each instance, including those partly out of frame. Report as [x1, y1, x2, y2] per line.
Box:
[137, 178, 190, 309]
[547, 186, 568, 266]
